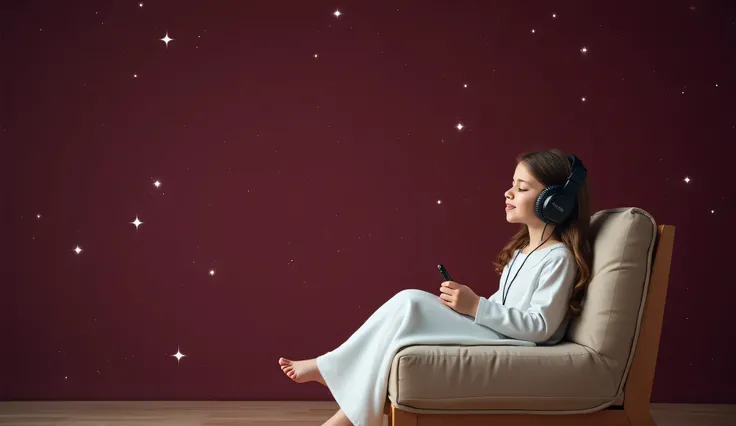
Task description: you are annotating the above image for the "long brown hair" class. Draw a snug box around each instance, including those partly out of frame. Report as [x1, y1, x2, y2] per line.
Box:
[492, 149, 593, 316]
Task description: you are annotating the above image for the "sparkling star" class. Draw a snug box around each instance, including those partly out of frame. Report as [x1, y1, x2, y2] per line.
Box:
[333, 9, 342, 17]
[160, 32, 173, 47]
[683, 176, 691, 183]
[172, 347, 186, 363]
[130, 216, 144, 229]
[580, 46, 588, 55]
[154, 180, 161, 188]
[74, 246, 82, 254]
[456, 122, 464, 130]
[209, 269, 216, 276]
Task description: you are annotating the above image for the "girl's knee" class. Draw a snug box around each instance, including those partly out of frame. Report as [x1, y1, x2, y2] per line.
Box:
[394, 289, 431, 303]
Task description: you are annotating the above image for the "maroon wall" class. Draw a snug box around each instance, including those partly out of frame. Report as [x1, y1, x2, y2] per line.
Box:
[4, 0, 735, 403]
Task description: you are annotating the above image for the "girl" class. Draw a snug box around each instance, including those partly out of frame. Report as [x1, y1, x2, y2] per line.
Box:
[279, 149, 593, 426]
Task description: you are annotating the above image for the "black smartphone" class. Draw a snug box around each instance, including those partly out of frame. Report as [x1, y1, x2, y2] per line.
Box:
[437, 264, 452, 281]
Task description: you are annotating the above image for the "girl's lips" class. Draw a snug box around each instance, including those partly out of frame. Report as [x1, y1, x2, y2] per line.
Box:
[505, 205, 515, 210]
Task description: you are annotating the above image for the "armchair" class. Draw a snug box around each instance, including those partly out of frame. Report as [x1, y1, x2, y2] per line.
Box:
[385, 207, 675, 426]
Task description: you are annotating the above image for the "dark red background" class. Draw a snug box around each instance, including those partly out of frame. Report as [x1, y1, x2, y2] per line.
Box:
[3, 0, 735, 403]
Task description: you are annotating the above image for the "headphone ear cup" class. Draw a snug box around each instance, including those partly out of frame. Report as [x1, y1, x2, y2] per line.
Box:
[535, 184, 562, 224]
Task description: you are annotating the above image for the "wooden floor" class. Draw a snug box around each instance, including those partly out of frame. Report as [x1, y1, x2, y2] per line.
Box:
[0, 402, 734, 426]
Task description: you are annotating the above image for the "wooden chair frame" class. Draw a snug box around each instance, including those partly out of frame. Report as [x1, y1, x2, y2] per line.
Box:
[387, 224, 675, 426]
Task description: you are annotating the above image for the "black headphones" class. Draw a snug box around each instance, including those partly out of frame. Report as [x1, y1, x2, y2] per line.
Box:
[534, 154, 587, 225]
[501, 154, 587, 305]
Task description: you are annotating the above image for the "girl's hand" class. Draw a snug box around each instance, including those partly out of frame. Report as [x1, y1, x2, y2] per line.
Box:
[439, 281, 481, 317]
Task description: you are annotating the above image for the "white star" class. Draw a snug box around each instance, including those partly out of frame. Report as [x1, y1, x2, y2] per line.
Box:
[161, 32, 173, 47]
[172, 347, 186, 363]
[683, 176, 690, 183]
[580, 46, 588, 55]
[456, 122, 464, 130]
[581, 96, 586, 102]
[333, 9, 342, 17]
[74, 246, 82, 254]
[209, 269, 216, 276]
[153, 180, 161, 188]
[131, 216, 144, 229]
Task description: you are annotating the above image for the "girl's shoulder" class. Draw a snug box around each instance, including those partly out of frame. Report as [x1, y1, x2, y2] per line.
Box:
[544, 243, 576, 264]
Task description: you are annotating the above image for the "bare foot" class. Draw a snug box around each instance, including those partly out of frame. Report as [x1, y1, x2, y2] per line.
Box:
[278, 357, 326, 386]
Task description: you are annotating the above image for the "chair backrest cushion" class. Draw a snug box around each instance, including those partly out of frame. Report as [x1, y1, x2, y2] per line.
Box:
[565, 207, 657, 389]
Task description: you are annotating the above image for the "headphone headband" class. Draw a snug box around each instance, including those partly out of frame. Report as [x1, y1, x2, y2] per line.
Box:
[562, 154, 587, 197]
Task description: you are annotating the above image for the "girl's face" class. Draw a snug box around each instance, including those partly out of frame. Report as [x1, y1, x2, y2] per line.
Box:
[504, 162, 543, 224]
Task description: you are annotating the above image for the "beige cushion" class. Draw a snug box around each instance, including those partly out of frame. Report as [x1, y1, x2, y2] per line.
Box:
[387, 343, 614, 413]
[387, 207, 658, 413]
[565, 207, 658, 397]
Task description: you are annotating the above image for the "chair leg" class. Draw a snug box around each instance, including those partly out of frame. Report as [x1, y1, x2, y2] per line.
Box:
[627, 410, 657, 426]
[390, 405, 418, 426]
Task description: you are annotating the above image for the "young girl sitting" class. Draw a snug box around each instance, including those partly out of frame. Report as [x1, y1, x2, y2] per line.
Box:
[279, 149, 594, 426]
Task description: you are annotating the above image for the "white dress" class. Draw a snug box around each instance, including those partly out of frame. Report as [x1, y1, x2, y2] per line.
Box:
[316, 243, 577, 426]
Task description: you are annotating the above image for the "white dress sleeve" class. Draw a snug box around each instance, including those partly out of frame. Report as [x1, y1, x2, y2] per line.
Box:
[472, 255, 576, 343]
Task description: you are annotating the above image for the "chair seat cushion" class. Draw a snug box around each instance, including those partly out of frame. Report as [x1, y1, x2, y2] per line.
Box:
[387, 342, 618, 413]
